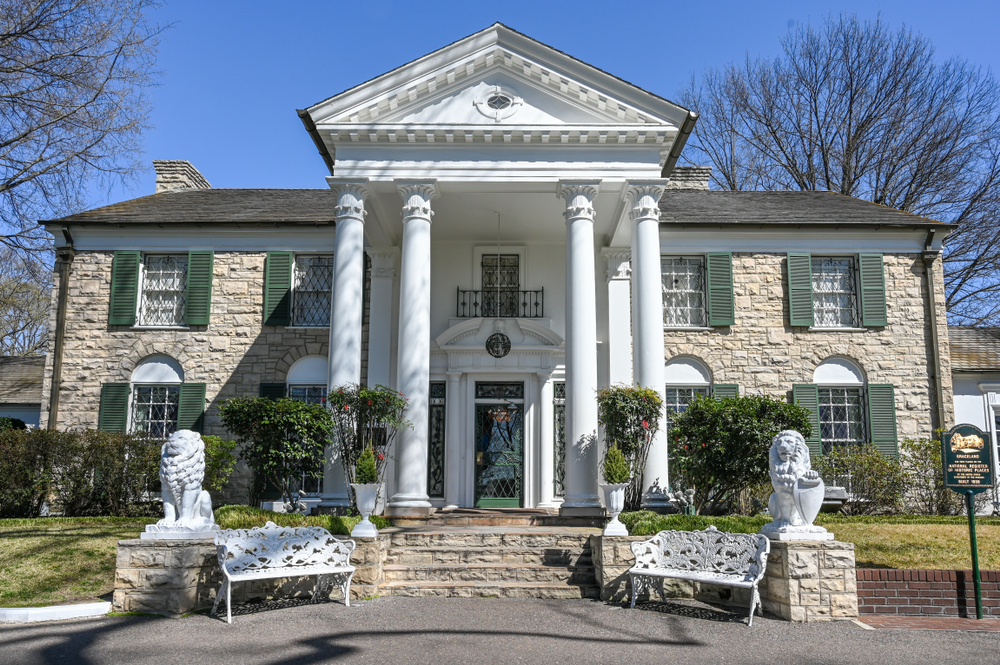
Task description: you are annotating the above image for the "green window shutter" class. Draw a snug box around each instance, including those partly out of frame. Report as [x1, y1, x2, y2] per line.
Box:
[792, 384, 822, 457]
[867, 384, 898, 457]
[177, 383, 207, 433]
[259, 383, 286, 400]
[108, 251, 140, 326]
[98, 383, 130, 432]
[787, 253, 814, 327]
[706, 252, 735, 326]
[264, 252, 293, 325]
[712, 384, 739, 398]
[858, 253, 888, 327]
[184, 251, 214, 325]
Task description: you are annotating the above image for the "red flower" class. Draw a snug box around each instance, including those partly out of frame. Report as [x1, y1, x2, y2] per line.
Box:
[642, 420, 649, 429]
[367, 400, 372, 405]
[377, 453, 385, 461]
[344, 404, 350, 410]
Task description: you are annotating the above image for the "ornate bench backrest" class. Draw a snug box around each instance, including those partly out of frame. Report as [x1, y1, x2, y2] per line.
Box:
[215, 521, 356, 575]
[630, 526, 769, 582]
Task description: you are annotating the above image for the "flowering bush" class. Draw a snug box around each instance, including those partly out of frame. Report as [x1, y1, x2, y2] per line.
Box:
[670, 394, 813, 515]
[327, 384, 410, 490]
[596, 385, 664, 511]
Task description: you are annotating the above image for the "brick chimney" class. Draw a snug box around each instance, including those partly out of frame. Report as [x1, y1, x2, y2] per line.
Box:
[153, 160, 211, 193]
[666, 166, 712, 191]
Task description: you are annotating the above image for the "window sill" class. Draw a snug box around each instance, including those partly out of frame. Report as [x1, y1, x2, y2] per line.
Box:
[130, 325, 190, 330]
[284, 326, 330, 330]
[808, 327, 869, 332]
[663, 326, 715, 332]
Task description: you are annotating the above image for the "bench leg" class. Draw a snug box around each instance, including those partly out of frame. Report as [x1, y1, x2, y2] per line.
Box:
[629, 574, 639, 609]
[226, 579, 233, 624]
[342, 571, 354, 607]
[211, 578, 226, 618]
[311, 574, 326, 602]
[747, 586, 760, 627]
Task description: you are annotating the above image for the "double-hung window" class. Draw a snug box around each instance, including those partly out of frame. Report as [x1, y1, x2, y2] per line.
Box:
[811, 257, 859, 328]
[661, 253, 735, 328]
[138, 255, 188, 326]
[787, 253, 887, 328]
[131, 385, 181, 438]
[816, 387, 866, 453]
[263, 252, 335, 326]
[108, 251, 214, 327]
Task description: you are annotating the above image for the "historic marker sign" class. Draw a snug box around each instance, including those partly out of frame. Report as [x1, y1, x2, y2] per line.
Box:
[942, 424, 994, 493]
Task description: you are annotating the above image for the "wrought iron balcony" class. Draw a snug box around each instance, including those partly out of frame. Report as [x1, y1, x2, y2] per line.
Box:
[456, 288, 544, 318]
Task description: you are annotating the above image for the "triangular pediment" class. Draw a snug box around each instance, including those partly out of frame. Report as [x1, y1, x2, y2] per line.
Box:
[305, 23, 690, 129]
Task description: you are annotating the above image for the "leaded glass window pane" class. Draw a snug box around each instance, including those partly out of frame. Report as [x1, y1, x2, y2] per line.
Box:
[292, 255, 334, 327]
[481, 255, 520, 317]
[139, 255, 187, 326]
[664, 387, 710, 423]
[818, 387, 866, 453]
[662, 257, 707, 327]
[131, 385, 179, 438]
[288, 385, 326, 405]
[554, 381, 566, 497]
[427, 382, 446, 498]
[812, 258, 859, 327]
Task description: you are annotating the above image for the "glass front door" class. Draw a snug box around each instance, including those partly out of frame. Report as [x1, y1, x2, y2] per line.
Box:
[474, 382, 524, 508]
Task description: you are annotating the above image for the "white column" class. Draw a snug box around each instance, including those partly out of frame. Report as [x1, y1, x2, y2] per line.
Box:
[558, 182, 603, 516]
[627, 181, 670, 509]
[388, 180, 437, 516]
[321, 178, 370, 510]
[603, 249, 633, 386]
[443, 371, 463, 509]
[536, 371, 557, 509]
[366, 248, 398, 388]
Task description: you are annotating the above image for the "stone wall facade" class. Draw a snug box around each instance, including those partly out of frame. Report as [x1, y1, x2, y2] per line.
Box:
[761, 540, 858, 622]
[858, 568, 1000, 617]
[663, 252, 953, 441]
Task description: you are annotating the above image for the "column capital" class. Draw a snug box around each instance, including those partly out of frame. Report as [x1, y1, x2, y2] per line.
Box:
[558, 181, 601, 222]
[367, 247, 399, 279]
[625, 179, 668, 222]
[327, 177, 371, 223]
[601, 247, 632, 282]
[396, 180, 437, 223]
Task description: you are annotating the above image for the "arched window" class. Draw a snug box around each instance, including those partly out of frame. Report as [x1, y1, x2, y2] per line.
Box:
[664, 357, 712, 420]
[130, 355, 184, 438]
[813, 357, 866, 452]
[286, 355, 328, 404]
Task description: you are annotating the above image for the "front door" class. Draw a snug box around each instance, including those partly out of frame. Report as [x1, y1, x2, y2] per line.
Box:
[474, 382, 524, 507]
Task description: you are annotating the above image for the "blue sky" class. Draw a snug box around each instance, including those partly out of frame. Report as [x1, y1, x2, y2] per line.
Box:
[93, 0, 1000, 204]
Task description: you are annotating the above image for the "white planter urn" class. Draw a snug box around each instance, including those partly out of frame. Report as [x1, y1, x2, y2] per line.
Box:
[601, 482, 630, 536]
[350, 483, 383, 538]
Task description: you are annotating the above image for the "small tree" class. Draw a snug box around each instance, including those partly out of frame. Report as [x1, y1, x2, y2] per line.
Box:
[327, 384, 410, 488]
[201, 435, 238, 493]
[596, 385, 664, 512]
[219, 397, 332, 509]
[670, 394, 813, 515]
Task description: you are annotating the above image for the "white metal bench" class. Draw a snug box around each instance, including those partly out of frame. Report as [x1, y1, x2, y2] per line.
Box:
[628, 526, 770, 626]
[212, 521, 356, 623]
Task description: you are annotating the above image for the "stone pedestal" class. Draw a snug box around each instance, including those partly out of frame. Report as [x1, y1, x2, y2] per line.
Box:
[350, 535, 389, 599]
[760, 540, 859, 622]
[113, 538, 221, 618]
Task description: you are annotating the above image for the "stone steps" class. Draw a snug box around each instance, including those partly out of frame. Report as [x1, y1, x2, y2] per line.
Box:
[377, 526, 600, 599]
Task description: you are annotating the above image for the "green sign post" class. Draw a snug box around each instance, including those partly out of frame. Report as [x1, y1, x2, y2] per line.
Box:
[941, 423, 995, 620]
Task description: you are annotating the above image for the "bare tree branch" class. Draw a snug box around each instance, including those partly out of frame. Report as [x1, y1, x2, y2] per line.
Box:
[680, 13, 1000, 325]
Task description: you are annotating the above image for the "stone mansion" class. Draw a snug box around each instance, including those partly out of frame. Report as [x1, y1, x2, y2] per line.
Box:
[39, 24, 955, 516]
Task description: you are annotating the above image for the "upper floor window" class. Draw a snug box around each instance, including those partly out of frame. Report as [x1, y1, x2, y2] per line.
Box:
[662, 257, 707, 327]
[481, 254, 520, 317]
[292, 255, 334, 327]
[812, 257, 859, 328]
[139, 255, 188, 326]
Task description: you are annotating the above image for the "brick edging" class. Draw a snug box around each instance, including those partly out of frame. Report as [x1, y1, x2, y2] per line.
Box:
[857, 568, 1000, 617]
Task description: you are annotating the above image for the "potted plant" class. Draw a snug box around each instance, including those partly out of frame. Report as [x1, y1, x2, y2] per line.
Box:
[600, 446, 630, 535]
[350, 447, 381, 537]
[596, 384, 665, 512]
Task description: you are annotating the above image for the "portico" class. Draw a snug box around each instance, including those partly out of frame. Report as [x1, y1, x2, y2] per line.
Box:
[304, 23, 693, 515]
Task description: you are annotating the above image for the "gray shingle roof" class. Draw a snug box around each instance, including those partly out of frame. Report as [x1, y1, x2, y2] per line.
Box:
[949, 327, 1000, 372]
[43, 189, 338, 225]
[658, 191, 948, 227]
[43, 187, 949, 228]
[0, 356, 45, 404]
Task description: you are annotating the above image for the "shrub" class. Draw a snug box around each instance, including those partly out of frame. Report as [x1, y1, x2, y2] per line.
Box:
[0, 416, 27, 431]
[596, 385, 664, 511]
[602, 446, 630, 484]
[669, 394, 813, 515]
[355, 447, 378, 484]
[899, 436, 964, 515]
[813, 445, 906, 515]
[0, 429, 60, 517]
[220, 397, 333, 508]
[327, 384, 409, 488]
[202, 435, 238, 492]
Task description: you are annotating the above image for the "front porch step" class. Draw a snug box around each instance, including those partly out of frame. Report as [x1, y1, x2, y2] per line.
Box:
[379, 580, 601, 599]
[392, 514, 604, 528]
[383, 563, 595, 584]
[385, 547, 591, 566]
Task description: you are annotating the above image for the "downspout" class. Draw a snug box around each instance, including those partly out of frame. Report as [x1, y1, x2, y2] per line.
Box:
[47, 239, 76, 430]
[922, 229, 948, 432]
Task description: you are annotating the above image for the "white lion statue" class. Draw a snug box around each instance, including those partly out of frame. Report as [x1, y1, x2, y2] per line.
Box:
[760, 430, 831, 541]
[142, 430, 218, 538]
